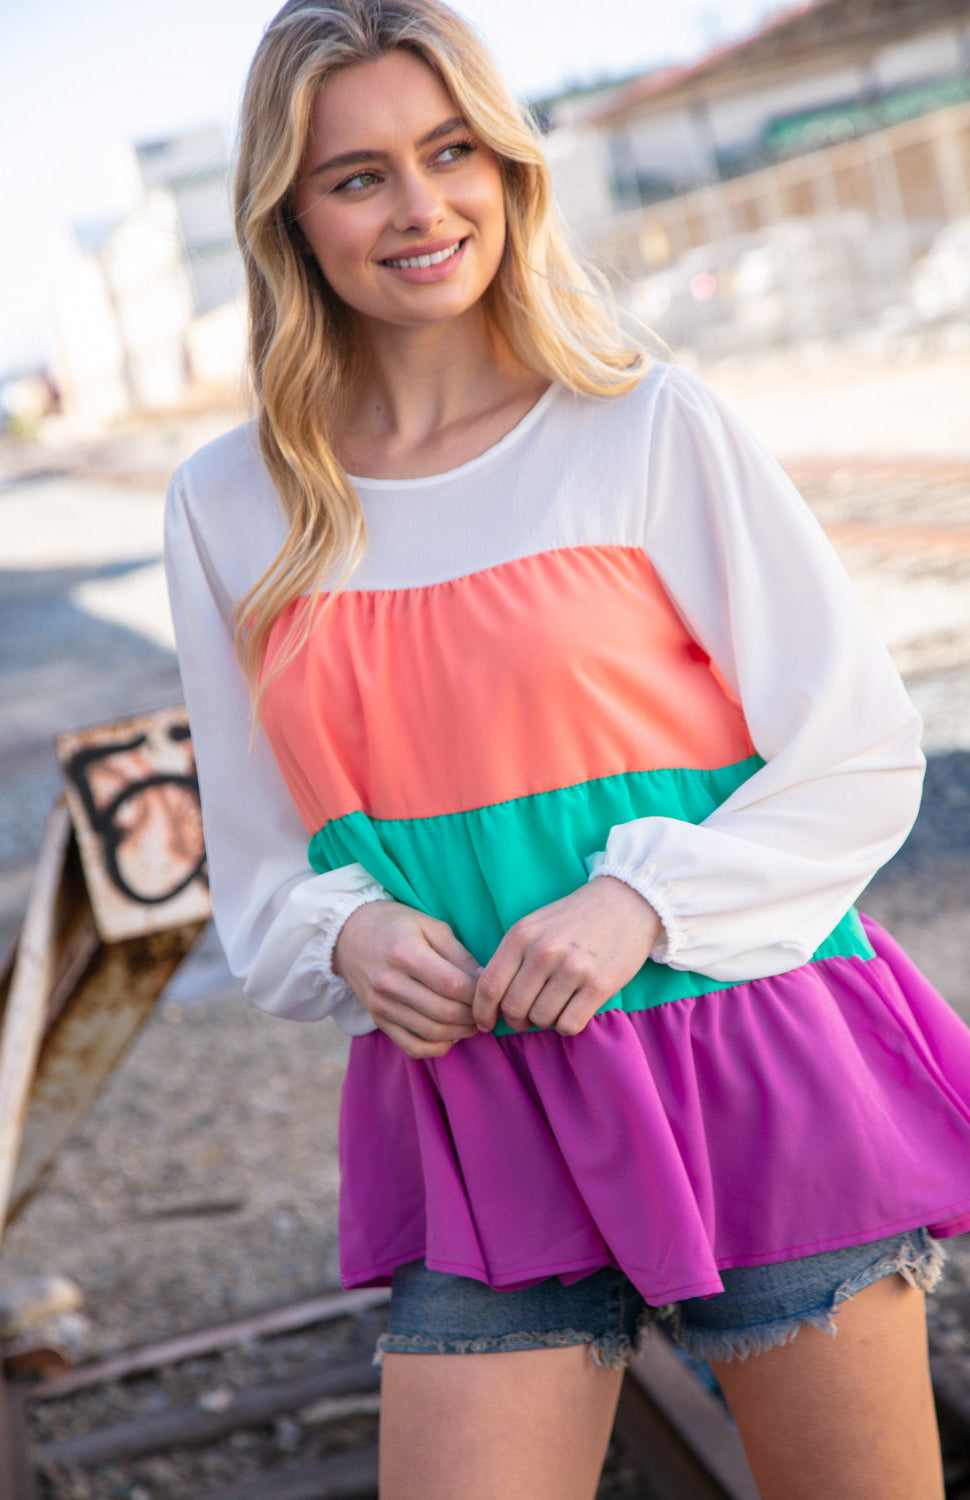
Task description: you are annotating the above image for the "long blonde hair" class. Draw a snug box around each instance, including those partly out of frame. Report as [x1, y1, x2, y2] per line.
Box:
[234, 0, 644, 690]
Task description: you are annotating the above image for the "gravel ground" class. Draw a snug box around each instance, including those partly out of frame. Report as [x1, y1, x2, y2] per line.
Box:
[2, 344, 969, 1496]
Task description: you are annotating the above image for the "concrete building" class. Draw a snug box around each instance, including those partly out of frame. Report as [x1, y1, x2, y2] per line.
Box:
[50, 192, 195, 424]
[50, 128, 246, 423]
[554, 0, 970, 232]
[547, 0, 970, 349]
[135, 127, 243, 316]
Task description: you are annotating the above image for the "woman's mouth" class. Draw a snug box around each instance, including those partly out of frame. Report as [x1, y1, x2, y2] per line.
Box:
[381, 239, 467, 272]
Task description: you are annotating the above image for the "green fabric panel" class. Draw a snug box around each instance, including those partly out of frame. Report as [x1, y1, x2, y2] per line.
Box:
[308, 760, 874, 1033]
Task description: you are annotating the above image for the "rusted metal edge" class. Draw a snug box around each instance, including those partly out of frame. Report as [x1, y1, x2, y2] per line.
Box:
[614, 1332, 759, 1500]
[27, 1287, 390, 1400]
[7, 919, 206, 1225]
[33, 1356, 380, 1469]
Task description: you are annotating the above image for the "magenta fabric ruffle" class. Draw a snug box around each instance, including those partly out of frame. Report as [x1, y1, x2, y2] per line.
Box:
[337, 916, 970, 1305]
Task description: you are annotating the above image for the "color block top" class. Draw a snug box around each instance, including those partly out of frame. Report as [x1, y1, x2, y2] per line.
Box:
[164, 363, 923, 1035]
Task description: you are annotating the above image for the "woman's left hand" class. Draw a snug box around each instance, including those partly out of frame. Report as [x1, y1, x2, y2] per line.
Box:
[472, 877, 661, 1036]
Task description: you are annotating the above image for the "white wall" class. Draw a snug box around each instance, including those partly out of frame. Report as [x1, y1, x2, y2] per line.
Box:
[875, 27, 965, 89]
[173, 175, 234, 247]
[101, 192, 194, 409]
[50, 242, 130, 423]
[622, 106, 714, 185]
[137, 127, 228, 191]
[51, 192, 195, 419]
[545, 125, 616, 233]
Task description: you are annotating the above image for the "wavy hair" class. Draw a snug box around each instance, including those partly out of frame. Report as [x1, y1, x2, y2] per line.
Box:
[234, 0, 645, 692]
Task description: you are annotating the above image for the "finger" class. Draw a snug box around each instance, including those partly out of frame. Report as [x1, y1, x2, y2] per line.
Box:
[377, 930, 477, 1009]
[367, 979, 480, 1037]
[375, 1015, 467, 1060]
[371, 1002, 482, 1050]
[423, 920, 482, 978]
[521, 972, 584, 1032]
[551, 985, 605, 1038]
[472, 937, 526, 1030]
[400, 950, 477, 1010]
[496, 951, 558, 1031]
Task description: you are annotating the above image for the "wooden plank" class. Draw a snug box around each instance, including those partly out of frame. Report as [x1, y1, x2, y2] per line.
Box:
[0, 929, 18, 1002]
[35, 1358, 380, 1469]
[614, 1333, 759, 1500]
[0, 800, 72, 1242]
[0, 839, 98, 1038]
[195, 1445, 380, 1500]
[6, 919, 205, 1225]
[0, 1368, 39, 1500]
[298, 1391, 382, 1426]
[29, 1287, 390, 1400]
[42, 836, 100, 1030]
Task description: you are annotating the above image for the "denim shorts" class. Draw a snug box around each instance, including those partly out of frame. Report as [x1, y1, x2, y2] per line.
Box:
[378, 1229, 944, 1367]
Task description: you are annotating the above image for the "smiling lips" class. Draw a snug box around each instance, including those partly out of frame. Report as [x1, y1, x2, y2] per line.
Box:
[381, 238, 466, 271]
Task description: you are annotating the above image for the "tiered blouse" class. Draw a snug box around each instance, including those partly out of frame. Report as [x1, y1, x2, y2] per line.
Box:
[165, 364, 970, 1302]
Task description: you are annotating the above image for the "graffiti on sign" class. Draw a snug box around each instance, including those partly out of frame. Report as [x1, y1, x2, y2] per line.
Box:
[56, 707, 211, 941]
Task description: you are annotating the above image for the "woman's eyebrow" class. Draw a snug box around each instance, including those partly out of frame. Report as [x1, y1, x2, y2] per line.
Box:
[308, 115, 468, 177]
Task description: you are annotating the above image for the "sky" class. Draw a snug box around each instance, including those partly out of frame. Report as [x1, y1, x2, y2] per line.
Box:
[0, 0, 781, 372]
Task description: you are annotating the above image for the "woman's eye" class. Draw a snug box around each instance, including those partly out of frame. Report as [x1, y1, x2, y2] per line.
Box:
[436, 139, 476, 165]
[336, 169, 381, 193]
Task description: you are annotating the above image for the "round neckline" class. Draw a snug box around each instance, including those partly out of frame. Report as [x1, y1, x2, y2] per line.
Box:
[345, 382, 560, 489]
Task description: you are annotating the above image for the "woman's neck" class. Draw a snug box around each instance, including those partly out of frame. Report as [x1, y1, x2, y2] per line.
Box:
[334, 309, 549, 480]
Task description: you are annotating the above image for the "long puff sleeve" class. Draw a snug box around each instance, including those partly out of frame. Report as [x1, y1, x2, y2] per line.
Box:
[588, 365, 923, 980]
[164, 458, 385, 1031]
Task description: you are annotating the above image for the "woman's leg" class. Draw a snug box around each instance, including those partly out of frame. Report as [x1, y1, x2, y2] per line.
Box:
[710, 1274, 944, 1499]
[379, 1344, 624, 1500]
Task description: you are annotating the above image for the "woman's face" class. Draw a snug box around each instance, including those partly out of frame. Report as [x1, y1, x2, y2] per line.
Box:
[292, 50, 508, 336]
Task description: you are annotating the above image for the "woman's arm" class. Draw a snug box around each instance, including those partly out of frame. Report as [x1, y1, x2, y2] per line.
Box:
[165, 465, 389, 1032]
[588, 364, 923, 980]
[474, 365, 922, 1034]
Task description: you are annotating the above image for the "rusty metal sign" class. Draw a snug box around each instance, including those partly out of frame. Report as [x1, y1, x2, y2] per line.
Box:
[56, 707, 210, 942]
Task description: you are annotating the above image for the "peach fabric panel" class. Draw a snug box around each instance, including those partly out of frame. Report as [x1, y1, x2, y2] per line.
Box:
[259, 546, 755, 830]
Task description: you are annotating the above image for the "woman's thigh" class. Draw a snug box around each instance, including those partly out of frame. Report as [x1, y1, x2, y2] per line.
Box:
[380, 1344, 623, 1500]
[378, 1233, 945, 1498]
[378, 1262, 639, 1500]
[711, 1275, 943, 1500]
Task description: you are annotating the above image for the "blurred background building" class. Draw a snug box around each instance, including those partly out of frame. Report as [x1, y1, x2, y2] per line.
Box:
[39, 128, 245, 428]
[7, 0, 969, 428]
[547, 0, 970, 351]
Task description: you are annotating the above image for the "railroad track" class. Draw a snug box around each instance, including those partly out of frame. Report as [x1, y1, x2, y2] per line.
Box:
[6, 1285, 970, 1499]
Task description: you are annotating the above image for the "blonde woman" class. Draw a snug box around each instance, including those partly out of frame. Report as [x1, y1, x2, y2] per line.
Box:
[165, 2, 970, 1494]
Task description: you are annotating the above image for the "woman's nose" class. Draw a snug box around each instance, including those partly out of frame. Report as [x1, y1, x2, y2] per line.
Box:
[392, 168, 446, 233]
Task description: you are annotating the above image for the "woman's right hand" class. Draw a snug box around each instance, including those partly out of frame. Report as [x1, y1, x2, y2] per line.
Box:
[333, 901, 481, 1059]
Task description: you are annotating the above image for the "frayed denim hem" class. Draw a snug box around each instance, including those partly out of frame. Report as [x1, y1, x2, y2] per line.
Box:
[375, 1326, 640, 1371]
[672, 1305, 840, 1365]
[669, 1232, 946, 1366]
